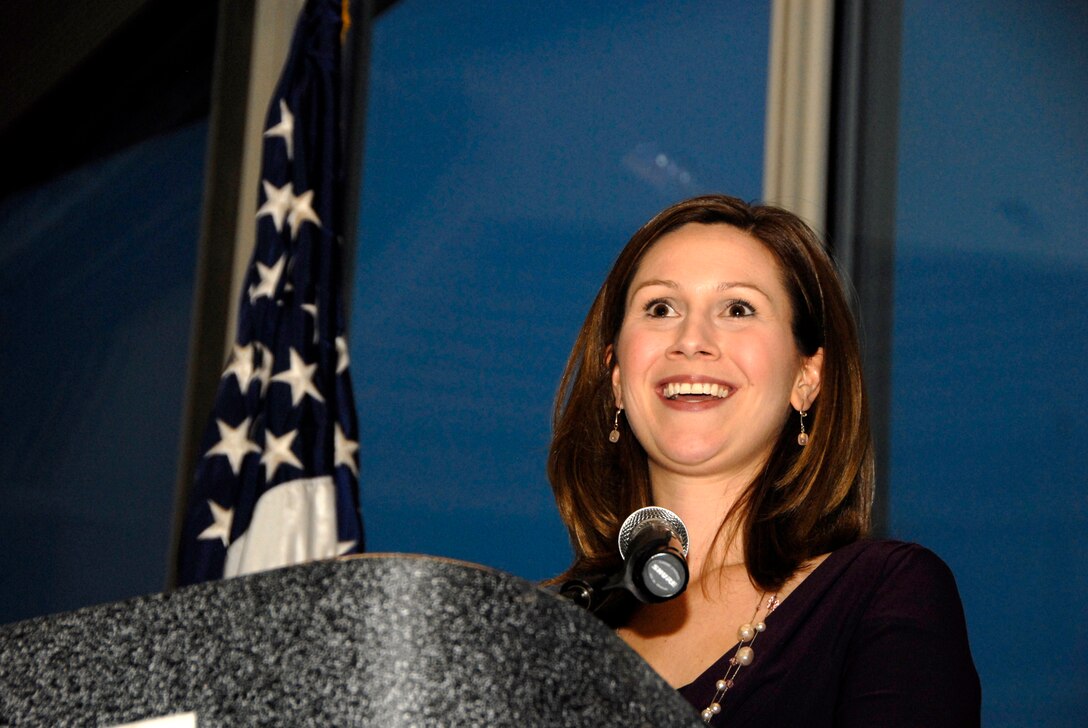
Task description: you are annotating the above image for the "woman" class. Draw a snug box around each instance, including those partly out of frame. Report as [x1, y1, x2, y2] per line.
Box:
[548, 195, 979, 725]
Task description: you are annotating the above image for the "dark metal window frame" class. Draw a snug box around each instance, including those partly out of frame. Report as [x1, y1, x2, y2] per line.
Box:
[827, 0, 904, 535]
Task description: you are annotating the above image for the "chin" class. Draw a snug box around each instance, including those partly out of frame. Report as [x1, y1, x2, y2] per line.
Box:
[654, 438, 768, 477]
[658, 443, 733, 471]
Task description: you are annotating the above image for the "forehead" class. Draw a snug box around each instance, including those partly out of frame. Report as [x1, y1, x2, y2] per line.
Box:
[632, 222, 783, 284]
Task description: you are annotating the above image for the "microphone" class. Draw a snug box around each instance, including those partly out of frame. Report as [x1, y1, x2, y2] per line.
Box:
[617, 506, 690, 602]
[559, 506, 690, 615]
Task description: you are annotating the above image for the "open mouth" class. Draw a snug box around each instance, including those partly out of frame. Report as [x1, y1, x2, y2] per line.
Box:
[662, 382, 732, 400]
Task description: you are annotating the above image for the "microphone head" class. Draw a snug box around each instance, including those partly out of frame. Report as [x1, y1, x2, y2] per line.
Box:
[617, 506, 689, 560]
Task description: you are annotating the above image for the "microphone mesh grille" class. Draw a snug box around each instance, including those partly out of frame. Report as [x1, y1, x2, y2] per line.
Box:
[617, 506, 689, 560]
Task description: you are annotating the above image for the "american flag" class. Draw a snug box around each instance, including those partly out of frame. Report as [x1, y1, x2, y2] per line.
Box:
[177, 0, 364, 585]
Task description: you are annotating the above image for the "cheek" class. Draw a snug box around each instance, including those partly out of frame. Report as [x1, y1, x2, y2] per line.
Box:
[612, 333, 653, 396]
[746, 336, 803, 393]
[615, 325, 657, 365]
[612, 345, 647, 410]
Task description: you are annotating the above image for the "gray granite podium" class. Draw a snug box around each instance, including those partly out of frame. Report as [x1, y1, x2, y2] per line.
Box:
[0, 554, 703, 727]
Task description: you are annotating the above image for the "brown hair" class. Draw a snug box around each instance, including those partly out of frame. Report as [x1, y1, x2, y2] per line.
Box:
[548, 195, 873, 591]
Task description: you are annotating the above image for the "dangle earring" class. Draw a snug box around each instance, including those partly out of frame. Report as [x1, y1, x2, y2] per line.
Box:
[797, 409, 809, 446]
[609, 408, 623, 443]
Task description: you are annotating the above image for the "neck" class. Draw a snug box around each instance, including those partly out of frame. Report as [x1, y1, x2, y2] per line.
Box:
[647, 467, 752, 574]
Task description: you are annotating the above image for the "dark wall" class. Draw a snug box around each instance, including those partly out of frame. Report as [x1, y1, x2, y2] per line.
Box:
[0, 0, 217, 199]
[0, 0, 216, 624]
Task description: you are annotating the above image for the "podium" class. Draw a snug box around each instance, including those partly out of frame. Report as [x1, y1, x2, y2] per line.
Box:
[0, 555, 702, 726]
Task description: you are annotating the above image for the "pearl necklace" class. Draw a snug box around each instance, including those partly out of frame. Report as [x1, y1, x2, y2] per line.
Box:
[700, 592, 780, 723]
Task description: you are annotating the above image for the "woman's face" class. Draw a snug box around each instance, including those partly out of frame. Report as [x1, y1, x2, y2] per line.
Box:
[611, 223, 822, 484]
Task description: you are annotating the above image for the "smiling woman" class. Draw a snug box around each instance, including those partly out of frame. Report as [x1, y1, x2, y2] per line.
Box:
[548, 195, 980, 725]
[611, 224, 821, 499]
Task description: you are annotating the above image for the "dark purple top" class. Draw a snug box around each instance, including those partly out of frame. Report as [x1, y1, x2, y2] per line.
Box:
[676, 540, 980, 726]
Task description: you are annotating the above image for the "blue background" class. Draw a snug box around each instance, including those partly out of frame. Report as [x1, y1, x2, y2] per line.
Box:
[0, 121, 205, 619]
[891, 1, 1088, 722]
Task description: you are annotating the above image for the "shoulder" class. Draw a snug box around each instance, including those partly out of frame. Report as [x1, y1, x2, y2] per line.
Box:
[827, 541, 981, 725]
[712, 539, 979, 726]
[831, 537, 961, 591]
[834, 537, 948, 570]
[826, 537, 974, 631]
[769, 539, 969, 644]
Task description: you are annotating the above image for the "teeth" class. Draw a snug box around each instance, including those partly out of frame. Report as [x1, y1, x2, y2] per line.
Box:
[664, 382, 731, 399]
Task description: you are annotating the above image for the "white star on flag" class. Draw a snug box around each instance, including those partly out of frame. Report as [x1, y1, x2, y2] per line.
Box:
[262, 429, 303, 481]
[336, 336, 350, 374]
[249, 254, 286, 303]
[222, 343, 256, 394]
[287, 188, 321, 239]
[334, 423, 359, 476]
[256, 180, 294, 232]
[253, 342, 274, 395]
[302, 302, 319, 343]
[263, 99, 295, 160]
[204, 418, 260, 475]
[270, 348, 325, 405]
[197, 500, 234, 547]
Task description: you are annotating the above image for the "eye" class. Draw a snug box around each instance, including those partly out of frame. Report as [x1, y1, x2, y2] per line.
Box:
[724, 300, 755, 318]
[643, 298, 678, 318]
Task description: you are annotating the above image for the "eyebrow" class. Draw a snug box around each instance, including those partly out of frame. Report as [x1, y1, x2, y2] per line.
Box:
[629, 278, 772, 299]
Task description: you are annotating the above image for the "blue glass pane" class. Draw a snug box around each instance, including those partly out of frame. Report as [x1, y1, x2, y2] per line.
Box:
[351, 0, 769, 580]
[892, 2, 1088, 724]
[0, 121, 206, 624]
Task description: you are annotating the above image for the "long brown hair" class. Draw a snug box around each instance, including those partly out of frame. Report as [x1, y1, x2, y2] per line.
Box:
[548, 195, 873, 590]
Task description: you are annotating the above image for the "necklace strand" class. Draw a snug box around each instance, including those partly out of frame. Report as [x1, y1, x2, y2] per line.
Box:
[700, 592, 780, 723]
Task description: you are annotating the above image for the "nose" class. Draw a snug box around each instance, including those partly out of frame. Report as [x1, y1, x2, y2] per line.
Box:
[668, 314, 719, 360]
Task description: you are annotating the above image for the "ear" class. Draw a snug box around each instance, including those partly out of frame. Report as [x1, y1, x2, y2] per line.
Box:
[790, 347, 824, 411]
[605, 344, 624, 410]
